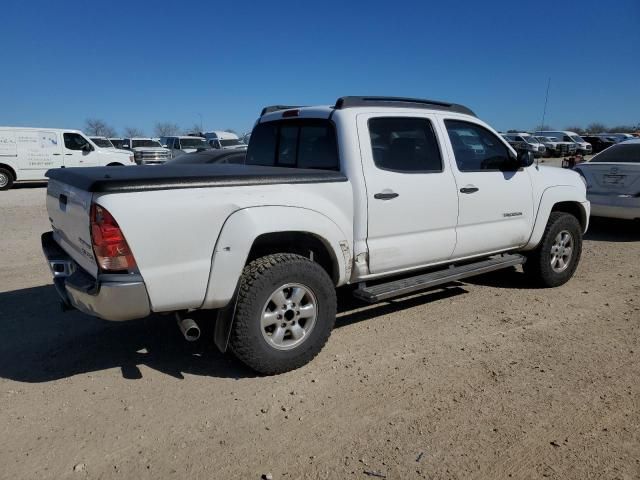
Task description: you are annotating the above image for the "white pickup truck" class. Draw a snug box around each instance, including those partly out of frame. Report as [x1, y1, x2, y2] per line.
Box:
[42, 96, 590, 374]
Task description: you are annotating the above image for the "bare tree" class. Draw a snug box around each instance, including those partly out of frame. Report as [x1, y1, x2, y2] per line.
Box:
[84, 118, 117, 137]
[586, 122, 607, 133]
[564, 125, 585, 135]
[184, 124, 203, 135]
[123, 127, 145, 138]
[153, 122, 181, 137]
[534, 124, 553, 131]
[609, 124, 636, 133]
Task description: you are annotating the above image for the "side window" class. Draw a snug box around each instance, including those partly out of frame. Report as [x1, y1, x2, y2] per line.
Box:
[563, 135, 572, 142]
[367, 117, 442, 173]
[444, 120, 513, 171]
[63, 133, 89, 151]
[246, 120, 339, 170]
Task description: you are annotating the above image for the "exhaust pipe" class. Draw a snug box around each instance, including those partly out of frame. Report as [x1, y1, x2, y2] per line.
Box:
[176, 313, 201, 342]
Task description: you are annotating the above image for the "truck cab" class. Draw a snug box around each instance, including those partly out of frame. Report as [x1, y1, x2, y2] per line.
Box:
[204, 131, 247, 150]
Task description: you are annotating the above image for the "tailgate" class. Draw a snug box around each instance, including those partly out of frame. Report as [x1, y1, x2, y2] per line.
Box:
[584, 164, 640, 195]
[46, 178, 98, 277]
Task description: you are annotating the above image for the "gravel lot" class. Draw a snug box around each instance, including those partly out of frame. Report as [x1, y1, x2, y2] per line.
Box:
[1, 177, 638, 480]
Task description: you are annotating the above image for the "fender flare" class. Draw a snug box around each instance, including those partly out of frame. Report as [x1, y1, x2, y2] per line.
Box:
[202, 205, 351, 311]
[523, 185, 590, 250]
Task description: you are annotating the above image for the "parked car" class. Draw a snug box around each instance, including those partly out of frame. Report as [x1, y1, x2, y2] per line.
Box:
[109, 138, 125, 149]
[0, 127, 135, 190]
[501, 133, 546, 157]
[160, 136, 210, 159]
[574, 139, 640, 220]
[581, 135, 616, 154]
[534, 130, 592, 155]
[534, 136, 577, 157]
[41, 96, 589, 374]
[204, 131, 247, 150]
[167, 149, 246, 165]
[121, 138, 171, 164]
[595, 133, 635, 143]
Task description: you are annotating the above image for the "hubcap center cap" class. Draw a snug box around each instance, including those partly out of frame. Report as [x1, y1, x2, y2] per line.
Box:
[284, 309, 295, 321]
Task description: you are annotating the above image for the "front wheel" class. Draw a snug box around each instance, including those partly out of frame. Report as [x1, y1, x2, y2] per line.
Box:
[523, 212, 583, 287]
[229, 253, 337, 375]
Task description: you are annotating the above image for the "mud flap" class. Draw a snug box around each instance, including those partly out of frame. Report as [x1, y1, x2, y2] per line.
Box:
[213, 290, 239, 353]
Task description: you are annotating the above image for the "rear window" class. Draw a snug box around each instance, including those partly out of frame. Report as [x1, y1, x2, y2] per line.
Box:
[590, 144, 640, 163]
[247, 120, 339, 170]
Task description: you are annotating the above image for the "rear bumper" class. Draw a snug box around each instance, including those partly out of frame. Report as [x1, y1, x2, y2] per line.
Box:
[41, 232, 151, 321]
[588, 194, 640, 220]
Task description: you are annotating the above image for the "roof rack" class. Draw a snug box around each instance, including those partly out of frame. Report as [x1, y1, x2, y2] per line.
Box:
[333, 96, 475, 116]
[260, 105, 306, 116]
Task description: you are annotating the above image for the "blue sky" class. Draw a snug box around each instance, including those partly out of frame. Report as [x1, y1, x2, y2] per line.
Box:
[1, 0, 638, 135]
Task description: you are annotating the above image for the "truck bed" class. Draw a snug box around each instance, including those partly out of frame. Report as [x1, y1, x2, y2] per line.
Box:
[45, 164, 347, 193]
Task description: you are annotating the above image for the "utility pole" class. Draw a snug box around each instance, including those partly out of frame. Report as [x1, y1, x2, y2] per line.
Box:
[197, 113, 203, 133]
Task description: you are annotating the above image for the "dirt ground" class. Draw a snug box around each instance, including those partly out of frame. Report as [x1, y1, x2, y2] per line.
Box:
[0, 181, 638, 480]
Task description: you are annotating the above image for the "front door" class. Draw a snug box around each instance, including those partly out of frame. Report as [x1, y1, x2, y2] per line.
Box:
[442, 118, 534, 258]
[63, 132, 98, 167]
[358, 114, 459, 274]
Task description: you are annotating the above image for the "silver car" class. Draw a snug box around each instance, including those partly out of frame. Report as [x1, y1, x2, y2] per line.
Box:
[575, 139, 640, 220]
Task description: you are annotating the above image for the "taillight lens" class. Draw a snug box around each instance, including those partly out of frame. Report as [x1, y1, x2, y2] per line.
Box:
[90, 203, 137, 272]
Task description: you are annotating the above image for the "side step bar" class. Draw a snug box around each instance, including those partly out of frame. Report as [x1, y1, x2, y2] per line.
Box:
[353, 254, 526, 303]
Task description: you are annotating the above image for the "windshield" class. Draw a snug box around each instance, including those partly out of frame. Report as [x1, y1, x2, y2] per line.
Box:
[132, 140, 162, 148]
[590, 144, 640, 163]
[570, 135, 585, 143]
[524, 136, 538, 144]
[220, 139, 243, 147]
[91, 138, 113, 148]
[180, 138, 209, 149]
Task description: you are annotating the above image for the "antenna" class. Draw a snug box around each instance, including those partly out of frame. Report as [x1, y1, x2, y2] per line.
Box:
[540, 77, 551, 130]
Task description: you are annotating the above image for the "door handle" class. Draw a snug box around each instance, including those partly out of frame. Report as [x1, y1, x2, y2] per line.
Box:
[460, 186, 479, 194]
[374, 192, 399, 200]
[65, 153, 72, 156]
[52, 153, 61, 156]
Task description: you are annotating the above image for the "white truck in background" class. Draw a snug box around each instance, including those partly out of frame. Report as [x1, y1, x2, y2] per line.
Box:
[204, 131, 247, 150]
[0, 128, 135, 190]
[41, 96, 589, 374]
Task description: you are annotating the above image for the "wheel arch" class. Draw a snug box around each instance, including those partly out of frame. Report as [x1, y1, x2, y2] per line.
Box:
[523, 185, 590, 251]
[201, 206, 351, 310]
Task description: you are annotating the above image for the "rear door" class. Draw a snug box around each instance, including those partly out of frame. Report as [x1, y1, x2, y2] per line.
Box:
[357, 114, 459, 274]
[14, 130, 63, 180]
[442, 118, 534, 258]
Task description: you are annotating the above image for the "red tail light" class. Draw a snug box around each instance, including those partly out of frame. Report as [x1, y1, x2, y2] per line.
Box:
[90, 203, 137, 272]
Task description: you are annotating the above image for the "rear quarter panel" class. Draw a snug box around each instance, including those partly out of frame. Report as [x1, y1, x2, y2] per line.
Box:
[95, 180, 353, 312]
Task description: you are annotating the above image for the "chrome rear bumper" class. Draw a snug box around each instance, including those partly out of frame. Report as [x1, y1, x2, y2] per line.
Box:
[41, 232, 151, 321]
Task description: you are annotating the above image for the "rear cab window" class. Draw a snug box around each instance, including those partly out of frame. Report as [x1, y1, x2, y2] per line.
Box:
[247, 119, 339, 170]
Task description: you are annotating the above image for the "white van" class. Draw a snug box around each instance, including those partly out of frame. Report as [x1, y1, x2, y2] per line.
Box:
[0, 128, 135, 190]
[203, 131, 247, 150]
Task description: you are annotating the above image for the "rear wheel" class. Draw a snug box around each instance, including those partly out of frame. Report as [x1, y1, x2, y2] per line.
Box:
[0, 168, 14, 190]
[523, 212, 582, 287]
[229, 253, 336, 375]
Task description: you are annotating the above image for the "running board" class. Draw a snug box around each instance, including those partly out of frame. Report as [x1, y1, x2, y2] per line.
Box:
[353, 254, 526, 303]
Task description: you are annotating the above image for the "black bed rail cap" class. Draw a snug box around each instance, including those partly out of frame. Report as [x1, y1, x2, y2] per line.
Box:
[260, 105, 307, 116]
[333, 96, 475, 116]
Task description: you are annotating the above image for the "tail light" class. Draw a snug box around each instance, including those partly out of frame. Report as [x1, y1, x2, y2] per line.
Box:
[90, 203, 137, 272]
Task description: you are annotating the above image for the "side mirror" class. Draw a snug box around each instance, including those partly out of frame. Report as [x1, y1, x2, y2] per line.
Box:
[82, 143, 93, 153]
[517, 149, 535, 167]
[162, 144, 168, 148]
